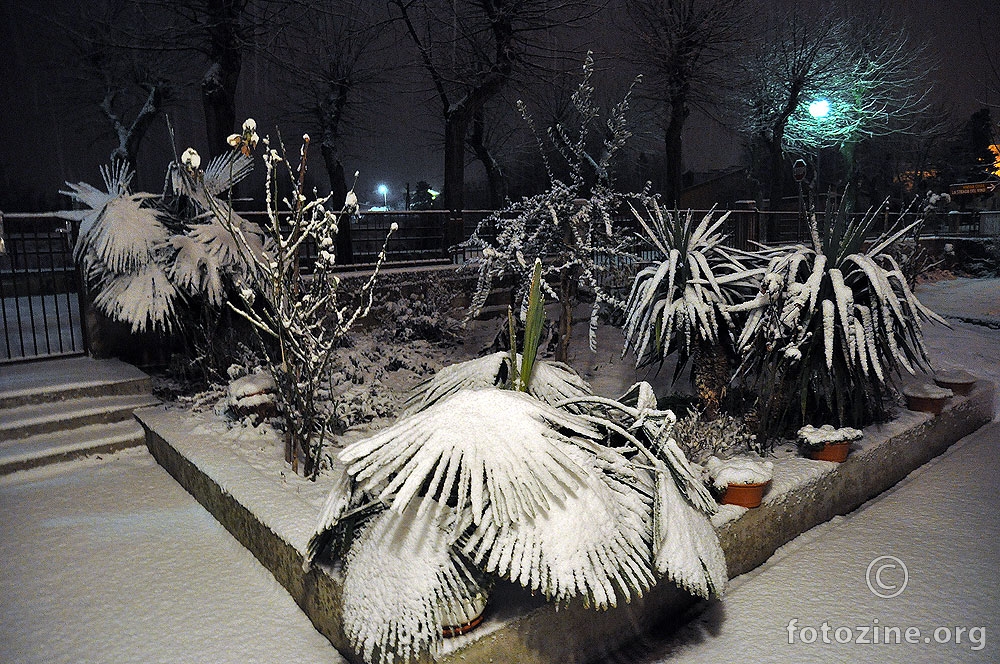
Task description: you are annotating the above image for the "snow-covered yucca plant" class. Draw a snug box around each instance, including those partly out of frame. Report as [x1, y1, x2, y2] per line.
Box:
[467, 54, 647, 361]
[215, 127, 395, 479]
[623, 204, 762, 418]
[307, 266, 727, 664]
[732, 200, 947, 442]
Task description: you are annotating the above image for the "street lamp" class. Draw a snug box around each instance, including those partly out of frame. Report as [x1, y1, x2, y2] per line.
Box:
[808, 99, 830, 119]
[377, 184, 388, 208]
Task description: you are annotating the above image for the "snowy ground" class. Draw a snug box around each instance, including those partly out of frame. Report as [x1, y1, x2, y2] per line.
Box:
[0, 278, 997, 664]
[0, 449, 344, 664]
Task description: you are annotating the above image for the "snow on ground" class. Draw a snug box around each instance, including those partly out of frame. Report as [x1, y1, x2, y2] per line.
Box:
[602, 421, 1000, 664]
[0, 448, 344, 664]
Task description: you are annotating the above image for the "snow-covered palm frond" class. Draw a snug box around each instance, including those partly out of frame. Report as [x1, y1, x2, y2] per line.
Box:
[527, 359, 592, 407]
[201, 151, 254, 197]
[340, 501, 488, 664]
[461, 444, 655, 609]
[651, 462, 727, 599]
[61, 161, 169, 274]
[342, 389, 601, 528]
[167, 234, 226, 306]
[623, 204, 760, 377]
[92, 262, 179, 333]
[305, 464, 354, 567]
[402, 353, 509, 415]
[402, 352, 592, 416]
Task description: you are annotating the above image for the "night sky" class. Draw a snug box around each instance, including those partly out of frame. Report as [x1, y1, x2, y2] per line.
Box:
[0, 0, 996, 210]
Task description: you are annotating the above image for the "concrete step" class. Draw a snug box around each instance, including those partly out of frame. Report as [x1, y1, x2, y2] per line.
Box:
[0, 419, 147, 475]
[0, 394, 161, 442]
[0, 356, 152, 410]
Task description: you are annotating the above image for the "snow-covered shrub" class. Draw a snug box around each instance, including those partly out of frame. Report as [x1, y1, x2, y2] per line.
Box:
[306, 274, 727, 664]
[215, 127, 395, 479]
[623, 205, 761, 417]
[466, 55, 647, 361]
[670, 409, 758, 465]
[731, 201, 947, 443]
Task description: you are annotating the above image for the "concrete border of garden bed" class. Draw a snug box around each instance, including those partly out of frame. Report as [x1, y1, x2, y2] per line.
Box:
[136, 379, 994, 664]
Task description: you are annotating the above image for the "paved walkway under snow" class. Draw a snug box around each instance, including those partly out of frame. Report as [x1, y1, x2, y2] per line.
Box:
[602, 420, 1000, 664]
[0, 448, 345, 664]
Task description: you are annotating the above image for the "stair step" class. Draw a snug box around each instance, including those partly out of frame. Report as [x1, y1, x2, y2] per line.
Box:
[0, 419, 147, 475]
[0, 357, 152, 410]
[0, 394, 161, 441]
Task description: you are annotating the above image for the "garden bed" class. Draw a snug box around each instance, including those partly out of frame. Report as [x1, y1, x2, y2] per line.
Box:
[136, 376, 992, 664]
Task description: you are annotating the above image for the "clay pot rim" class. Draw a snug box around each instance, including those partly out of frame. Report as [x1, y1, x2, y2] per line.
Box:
[726, 479, 772, 488]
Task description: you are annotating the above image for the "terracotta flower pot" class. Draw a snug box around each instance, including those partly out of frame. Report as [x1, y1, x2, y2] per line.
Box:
[722, 479, 771, 508]
[441, 589, 489, 638]
[808, 440, 852, 463]
[933, 370, 977, 396]
[903, 382, 953, 415]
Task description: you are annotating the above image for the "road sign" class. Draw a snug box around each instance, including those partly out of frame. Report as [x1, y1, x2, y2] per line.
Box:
[949, 181, 998, 196]
[793, 159, 807, 182]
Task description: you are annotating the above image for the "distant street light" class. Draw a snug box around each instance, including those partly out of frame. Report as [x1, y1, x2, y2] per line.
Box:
[808, 99, 830, 119]
[377, 183, 388, 208]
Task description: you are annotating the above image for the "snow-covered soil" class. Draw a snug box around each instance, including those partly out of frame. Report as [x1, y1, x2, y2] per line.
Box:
[0, 448, 345, 664]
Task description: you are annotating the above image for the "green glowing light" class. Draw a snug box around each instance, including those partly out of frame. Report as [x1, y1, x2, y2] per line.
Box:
[808, 99, 830, 118]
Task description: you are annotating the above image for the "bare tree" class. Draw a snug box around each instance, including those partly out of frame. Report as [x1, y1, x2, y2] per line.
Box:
[737, 3, 935, 218]
[269, 1, 389, 263]
[624, 0, 746, 205]
[56, 0, 175, 172]
[388, 0, 599, 246]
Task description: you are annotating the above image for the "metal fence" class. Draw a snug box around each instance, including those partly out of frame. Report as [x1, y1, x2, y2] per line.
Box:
[0, 213, 86, 362]
[3, 204, 997, 362]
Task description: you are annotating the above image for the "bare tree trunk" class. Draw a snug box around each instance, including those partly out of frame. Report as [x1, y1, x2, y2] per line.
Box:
[321, 144, 353, 265]
[663, 102, 688, 206]
[469, 108, 507, 208]
[444, 113, 468, 248]
[201, 0, 245, 156]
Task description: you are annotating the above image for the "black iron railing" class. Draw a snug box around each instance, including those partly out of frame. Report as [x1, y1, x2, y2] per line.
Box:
[0, 213, 86, 361]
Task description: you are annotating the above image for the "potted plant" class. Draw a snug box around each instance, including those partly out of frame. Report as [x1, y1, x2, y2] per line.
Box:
[797, 424, 864, 462]
[903, 382, 953, 414]
[704, 455, 774, 508]
[933, 369, 977, 396]
[304, 260, 729, 664]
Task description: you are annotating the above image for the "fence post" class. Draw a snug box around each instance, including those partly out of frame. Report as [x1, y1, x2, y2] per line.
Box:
[446, 211, 464, 262]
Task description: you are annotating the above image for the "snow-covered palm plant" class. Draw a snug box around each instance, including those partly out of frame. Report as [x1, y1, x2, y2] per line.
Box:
[732, 201, 947, 442]
[59, 150, 261, 333]
[622, 204, 761, 418]
[59, 161, 178, 332]
[307, 264, 727, 664]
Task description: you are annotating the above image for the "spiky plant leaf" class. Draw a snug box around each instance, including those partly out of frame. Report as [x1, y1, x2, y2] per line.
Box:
[518, 258, 546, 391]
[737, 202, 948, 440]
[339, 501, 487, 664]
[623, 204, 759, 379]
